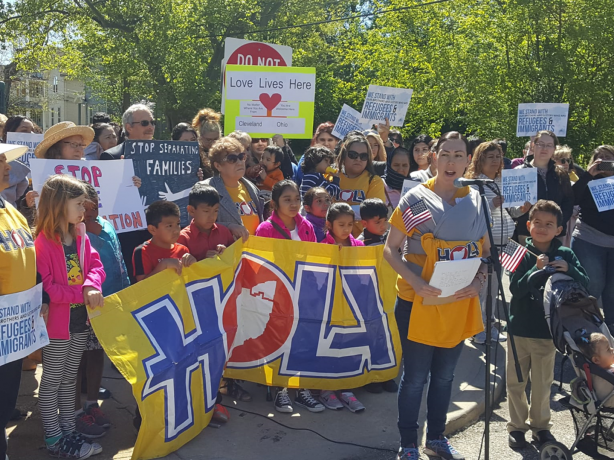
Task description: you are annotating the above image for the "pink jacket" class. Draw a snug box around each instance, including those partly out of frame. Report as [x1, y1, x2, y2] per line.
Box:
[322, 232, 365, 246]
[35, 227, 106, 340]
[255, 211, 316, 242]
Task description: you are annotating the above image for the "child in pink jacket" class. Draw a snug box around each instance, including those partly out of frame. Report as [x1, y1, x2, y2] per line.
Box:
[35, 175, 105, 459]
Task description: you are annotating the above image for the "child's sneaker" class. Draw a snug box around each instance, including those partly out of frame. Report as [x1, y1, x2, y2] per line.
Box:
[45, 433, 95, 459]
[338, 391, 365, 413]
[212, 404, 229, 424]
[424, 436, 464, 460]
[68, 433, 102, 456]
[75, 413, 106, 439]
[274, 388, 293, 413]
[319, 390, 343, 410]
[397, 445, 421, 459]
[84, 403, 110, 428]
[294, 389, 325, 413]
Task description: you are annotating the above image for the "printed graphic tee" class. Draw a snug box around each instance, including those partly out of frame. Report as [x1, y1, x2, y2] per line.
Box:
[227, 182, 260, 235]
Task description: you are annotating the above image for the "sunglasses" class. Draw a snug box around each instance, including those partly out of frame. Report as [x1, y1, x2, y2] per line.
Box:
[558, 158, 572, 164]
[132, 119, 156, 127]
[347, 151, 369, 161]
[251, 138, 268, 144]
[223, 152, 246, 164]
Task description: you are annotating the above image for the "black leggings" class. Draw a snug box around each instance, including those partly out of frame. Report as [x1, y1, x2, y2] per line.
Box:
[0, 358, 23, 458]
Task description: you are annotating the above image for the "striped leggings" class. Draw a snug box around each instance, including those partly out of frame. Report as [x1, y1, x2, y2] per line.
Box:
[39, 333, 88, 439]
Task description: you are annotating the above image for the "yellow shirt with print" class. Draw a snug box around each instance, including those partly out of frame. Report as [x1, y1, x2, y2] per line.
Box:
[226, 182, 260, 236]
[338, 170, 386, 237]
[0, 200, 36, 296]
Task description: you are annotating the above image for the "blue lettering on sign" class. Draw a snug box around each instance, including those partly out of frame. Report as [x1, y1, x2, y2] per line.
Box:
[132, 277, 227, 442]
[280, 263, 396, 378]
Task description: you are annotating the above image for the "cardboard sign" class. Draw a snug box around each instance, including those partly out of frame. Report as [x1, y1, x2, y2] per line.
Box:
[124, 140, 200, 227]
[331, 104, 370, 140]
[221, 38, 293, 114]
[224, 65, 316, 138]
[6, 132, 44, 168]
[516, 103, 569, 137]
[0, 284, 49, 365]
[588, 177, 614, 212]
[30, 159, 146, 234]
[501, 168, 538, 208]
[360, 85, 413, 127]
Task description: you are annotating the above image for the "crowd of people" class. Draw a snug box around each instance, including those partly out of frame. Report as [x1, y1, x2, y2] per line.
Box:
[0, 103, 613, 460]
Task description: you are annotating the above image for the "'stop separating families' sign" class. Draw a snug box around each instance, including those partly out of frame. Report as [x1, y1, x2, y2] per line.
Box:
[224, 65, 316, 138]
[331, 104, 370, 140]
[124, 140, 200, 227]
[516, 103, 569, 137]
[6, 132, 44, 168]
[360, 85, 413, 127]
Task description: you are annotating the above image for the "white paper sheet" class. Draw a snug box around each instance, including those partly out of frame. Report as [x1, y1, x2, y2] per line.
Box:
[428, 258, 482, 298]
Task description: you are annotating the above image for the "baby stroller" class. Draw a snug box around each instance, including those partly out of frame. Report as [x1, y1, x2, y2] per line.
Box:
[535, 268, 614, 459]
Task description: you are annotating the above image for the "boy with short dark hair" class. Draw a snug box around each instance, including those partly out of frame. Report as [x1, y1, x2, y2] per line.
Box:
[358, 198, 389, 246]
[507, 200, 589, 450]
[132, 200, 196, 282]
[178, 183, 235, 261]
[259, 145, 285, 191]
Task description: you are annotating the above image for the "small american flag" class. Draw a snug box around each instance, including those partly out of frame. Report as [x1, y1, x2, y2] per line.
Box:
[500, 240, 528, 272]
[402, 199, 432, 233]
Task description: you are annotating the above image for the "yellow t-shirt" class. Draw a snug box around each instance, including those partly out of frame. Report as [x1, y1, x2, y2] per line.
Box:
[0, 200, 36, 295]
[338, 170, 386, 237]
[226, 182, 260, 236]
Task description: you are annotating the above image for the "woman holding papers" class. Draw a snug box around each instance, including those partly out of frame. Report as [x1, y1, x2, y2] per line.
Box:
[571, 145, 614, 329]
[384, 131, 490, 460]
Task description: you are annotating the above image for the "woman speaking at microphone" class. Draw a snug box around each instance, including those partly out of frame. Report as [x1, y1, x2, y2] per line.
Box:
[384, 132, 490, 460]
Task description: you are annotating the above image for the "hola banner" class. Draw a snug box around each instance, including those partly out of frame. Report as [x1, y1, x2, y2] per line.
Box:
[91, 237, 401, 460]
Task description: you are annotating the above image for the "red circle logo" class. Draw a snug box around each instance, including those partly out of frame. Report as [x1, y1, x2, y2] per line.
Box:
[11, 230, 25, 249]
[450, 246, 469, 260]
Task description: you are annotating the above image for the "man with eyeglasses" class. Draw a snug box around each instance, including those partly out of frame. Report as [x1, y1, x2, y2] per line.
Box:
[100, 103, 156, 161]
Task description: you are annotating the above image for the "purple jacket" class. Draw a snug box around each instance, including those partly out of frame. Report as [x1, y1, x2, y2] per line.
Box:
[35, 225, 106, 340]
[255, 211, 316, 242]
[321, 232, 365, 246]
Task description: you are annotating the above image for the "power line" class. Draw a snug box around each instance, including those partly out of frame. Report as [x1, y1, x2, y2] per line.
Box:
[202, 0, 456, 39]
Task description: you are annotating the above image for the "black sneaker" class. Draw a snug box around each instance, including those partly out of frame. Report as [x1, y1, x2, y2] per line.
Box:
[46, 433, 94, 459]
[382, 379, 399, 393]
[532, 430, 556, 446]
[508, 430, 527, 448]
[294, 389, 325, 412]
[274, 388, 293, 413]
[365, 382, 384, 394]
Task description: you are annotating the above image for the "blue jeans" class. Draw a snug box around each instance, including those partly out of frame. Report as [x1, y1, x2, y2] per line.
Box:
[395, 297, 464, 447]
[571, 237, 614, 324]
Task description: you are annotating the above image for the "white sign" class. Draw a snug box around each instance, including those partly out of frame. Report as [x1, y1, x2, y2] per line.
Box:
[221, 38, 293, 113]
[331, 104, 370, 140]
[588, 177, 614, 212]
[0, 284, 48, 365]
[428, 258, 482, 298]
[225, 71, 316, 102]
[401, 179, 421, 198]
[516, 103, 569, 137]
[501, 168, 538, 208]
[360, 85, 413, 127]
[30, 159, 146, 234]
[6, 132, 44, 168]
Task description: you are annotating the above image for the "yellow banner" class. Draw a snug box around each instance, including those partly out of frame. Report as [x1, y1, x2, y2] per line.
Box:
[91, 237, 401, 460]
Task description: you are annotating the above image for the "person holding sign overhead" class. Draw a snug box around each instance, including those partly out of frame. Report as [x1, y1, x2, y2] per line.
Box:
[383, 131, 489, 460]
[513, 130, 573, 245]
[571, 145, 614, 329]
[202, 137, 264, 241]
[336, 133, 386, 237]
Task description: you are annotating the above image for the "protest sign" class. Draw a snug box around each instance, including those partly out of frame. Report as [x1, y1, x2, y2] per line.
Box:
[92, 237, 401, 460]
[360, 85, 413, 127]
[6, 132, 44, 168]
[402, 179, 421, 198]
[224, 65, 316, 138]
[30, 159, 146, 234]
[331, 104, 370, 140]
[221, 38, 292, 114]
[124, 140, 200, 227]
[0, 284, 48, 366]
[516, 103, 569, 137]
[588, 176, 614, 212]
[501, 168, 538, 208]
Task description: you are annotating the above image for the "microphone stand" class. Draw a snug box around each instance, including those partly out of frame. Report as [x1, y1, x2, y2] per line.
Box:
[476, 181, 523, 460]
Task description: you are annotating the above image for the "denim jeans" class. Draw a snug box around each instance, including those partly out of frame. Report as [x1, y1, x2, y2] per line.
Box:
[395, 297, 464, 447]
[571, 237, 614, 324]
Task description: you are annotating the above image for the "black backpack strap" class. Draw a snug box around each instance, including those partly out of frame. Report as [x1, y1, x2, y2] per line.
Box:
[269, 219, 291, 239]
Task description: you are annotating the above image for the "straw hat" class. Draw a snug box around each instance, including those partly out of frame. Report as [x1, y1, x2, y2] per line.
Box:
[0, 144, 28, 162]
[34, 122, 95, 159]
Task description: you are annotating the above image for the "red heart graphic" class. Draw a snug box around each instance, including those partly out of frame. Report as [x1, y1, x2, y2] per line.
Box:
[259, 93, 282, 112]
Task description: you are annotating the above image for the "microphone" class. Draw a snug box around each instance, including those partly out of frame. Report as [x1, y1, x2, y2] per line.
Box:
[453, 177, 495, 188]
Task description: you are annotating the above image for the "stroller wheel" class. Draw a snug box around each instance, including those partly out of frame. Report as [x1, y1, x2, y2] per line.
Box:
[540, 441, 573, 460]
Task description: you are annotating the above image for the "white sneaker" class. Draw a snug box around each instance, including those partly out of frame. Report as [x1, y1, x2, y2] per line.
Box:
[473, 331, 486, 344]
[491, 326, 507, 342]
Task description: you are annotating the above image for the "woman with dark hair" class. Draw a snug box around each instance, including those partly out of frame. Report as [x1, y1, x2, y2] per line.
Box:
[408, 134, 433, 174]
[2, 115, 34, 143]
[172, 122, 198, 142]
[384, 131, 489, 460]
[336, 133, 386, 237]
[383, 147, 412, 209]
[85, 123, 117, 160]
[571, 145, 614, 329]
